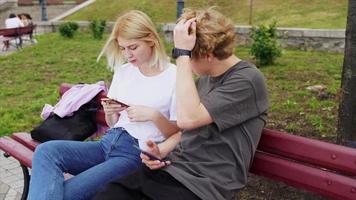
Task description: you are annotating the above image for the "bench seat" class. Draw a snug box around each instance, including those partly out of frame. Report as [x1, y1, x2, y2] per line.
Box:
[0, 136, 33, 168]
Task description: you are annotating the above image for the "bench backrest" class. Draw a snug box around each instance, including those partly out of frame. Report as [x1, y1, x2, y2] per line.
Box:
[0, 27, 18, 37]
[18, 25, 36, 35]
[0, 25, 36, 37]
[257, 128, 356, 176]
[252, 129, 356, 200]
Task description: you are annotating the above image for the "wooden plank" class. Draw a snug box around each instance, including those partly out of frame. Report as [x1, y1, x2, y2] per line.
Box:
[11, 132, 39, 151]
[0, 136, 33, 168]
[251, 151, 356, 200]
[0, 27, 18, 37]
[258, 128, 356, 176]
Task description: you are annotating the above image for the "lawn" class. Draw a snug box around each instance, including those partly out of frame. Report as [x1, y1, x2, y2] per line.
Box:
[66, 0, 347, 29]
[0, 32, 343, 142]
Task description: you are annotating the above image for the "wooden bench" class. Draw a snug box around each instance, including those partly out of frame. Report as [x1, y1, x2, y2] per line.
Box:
[0, 25, 36, 51]
[1, 83, 356, 200]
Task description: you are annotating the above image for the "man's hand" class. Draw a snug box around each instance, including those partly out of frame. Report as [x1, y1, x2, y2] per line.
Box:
[141, 140, 171, 170]
[174, 18, 196, 51]
[126, 105, 157, 122]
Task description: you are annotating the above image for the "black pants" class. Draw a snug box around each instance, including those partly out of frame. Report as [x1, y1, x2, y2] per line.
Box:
[92, 166, 201, 200]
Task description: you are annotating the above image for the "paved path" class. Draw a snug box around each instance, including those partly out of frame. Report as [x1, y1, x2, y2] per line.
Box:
[0, 39, 36, 56]
[0, 33, 38, 200]
[0, 150, 23, 200]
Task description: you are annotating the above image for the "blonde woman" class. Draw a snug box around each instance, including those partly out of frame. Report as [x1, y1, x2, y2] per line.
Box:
[28, 10, 179, 200]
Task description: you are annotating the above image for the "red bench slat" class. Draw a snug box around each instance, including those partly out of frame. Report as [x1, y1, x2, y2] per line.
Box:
[11, 132, 40, 151]
[250, 151, 356, 200]
[0, 136, 33, 168]
[258, 128, 356, 176]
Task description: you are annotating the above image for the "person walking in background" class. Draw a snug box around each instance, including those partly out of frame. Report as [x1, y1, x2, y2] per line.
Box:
[93, 7, 269, 200]
[28, 10, 179, 200]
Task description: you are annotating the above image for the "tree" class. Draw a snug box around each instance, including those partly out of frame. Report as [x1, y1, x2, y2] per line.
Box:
[337, 0, 356, 147]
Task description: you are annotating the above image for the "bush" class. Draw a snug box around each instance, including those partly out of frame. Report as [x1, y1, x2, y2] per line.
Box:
[59, 22, 79, 38]
[250, 21, 282, 66]
[89, 20, 106, 40]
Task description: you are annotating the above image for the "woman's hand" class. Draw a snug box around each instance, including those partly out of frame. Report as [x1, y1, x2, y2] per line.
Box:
[141, 140, 171, 170]
[126, 105, 158, 122]
[101, 101, 126, 116]
[174, 17, 197, 51]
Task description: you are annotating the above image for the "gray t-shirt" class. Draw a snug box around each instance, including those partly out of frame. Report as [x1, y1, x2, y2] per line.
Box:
[164, 61, 269, 200]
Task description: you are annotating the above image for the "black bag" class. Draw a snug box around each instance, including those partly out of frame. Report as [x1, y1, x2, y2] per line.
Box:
[30, 101, 99, 143]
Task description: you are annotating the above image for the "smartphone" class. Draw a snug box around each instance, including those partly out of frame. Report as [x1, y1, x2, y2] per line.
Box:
[101, 98, 129, 108]
[133, 145, 163, 162]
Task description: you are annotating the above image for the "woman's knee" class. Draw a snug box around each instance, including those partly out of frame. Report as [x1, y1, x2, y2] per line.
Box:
[33, 141, 63, 161]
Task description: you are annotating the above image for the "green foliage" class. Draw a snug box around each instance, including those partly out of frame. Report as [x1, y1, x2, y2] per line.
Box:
[89, 19, 106, 40]
[66, 0, 347, 29]
[250, 21, 282, 66]
[59, 21, 79, 38]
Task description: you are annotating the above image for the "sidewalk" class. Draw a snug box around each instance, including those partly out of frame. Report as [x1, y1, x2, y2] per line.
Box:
[0, 40, 36, 56]
[0, 150, 23, 200]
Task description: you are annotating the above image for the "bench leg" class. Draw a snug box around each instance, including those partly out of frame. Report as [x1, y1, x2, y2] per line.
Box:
[20, 165, 30, 200]
[2, 41, 10, 51]
[2, 153, 30, 200]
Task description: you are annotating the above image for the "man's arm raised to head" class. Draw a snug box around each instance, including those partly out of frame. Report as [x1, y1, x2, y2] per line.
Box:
[175, 56, 213, 130]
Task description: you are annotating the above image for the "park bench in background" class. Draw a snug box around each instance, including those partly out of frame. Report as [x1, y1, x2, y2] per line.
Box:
[0, 24, 36, 51]
[1, 83, 356, 200]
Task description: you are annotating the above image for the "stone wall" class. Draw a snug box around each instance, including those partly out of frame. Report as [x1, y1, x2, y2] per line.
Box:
[18, 0, 84, 5]
[163, 24, 346, 53]
[0, 0, 18, 11]
[35, 22, 346, 53]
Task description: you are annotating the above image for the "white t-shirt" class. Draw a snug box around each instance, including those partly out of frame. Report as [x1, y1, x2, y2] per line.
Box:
[107, 63, 177, 149]
[5, 17, 24, 28]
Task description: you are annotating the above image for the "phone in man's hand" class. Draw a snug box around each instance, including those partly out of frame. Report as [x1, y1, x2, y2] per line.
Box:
[133, 144, 163, 162]
[101, 98, 129, 108]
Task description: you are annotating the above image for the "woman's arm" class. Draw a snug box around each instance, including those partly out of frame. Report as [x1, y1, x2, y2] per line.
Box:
[157, 131, 181, 158]
[126, 106, 180, 137]
[102, 101, 126, 128]
[151, 111, 180, 138]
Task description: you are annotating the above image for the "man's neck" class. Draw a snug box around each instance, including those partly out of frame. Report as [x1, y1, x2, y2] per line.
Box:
[208, 55, 241, 77]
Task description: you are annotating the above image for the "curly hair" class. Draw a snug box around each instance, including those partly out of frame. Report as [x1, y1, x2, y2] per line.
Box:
[178, 7, 237, 60]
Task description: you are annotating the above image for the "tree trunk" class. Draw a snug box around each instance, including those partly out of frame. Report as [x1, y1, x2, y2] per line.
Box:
[337, 0, 356, 147]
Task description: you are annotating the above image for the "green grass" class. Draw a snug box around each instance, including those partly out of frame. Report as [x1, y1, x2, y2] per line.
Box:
[0, 32, 343, 143]
[66, 0, 347, 29]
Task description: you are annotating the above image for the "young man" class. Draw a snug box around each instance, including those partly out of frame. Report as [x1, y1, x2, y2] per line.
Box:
[93, 7, 269, 200]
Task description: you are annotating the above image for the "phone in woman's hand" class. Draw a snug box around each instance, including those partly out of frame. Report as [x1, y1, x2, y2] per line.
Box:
[101, 98, 129, 108]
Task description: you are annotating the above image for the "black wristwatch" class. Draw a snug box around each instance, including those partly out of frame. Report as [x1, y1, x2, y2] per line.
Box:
[171, 48, 192, 59]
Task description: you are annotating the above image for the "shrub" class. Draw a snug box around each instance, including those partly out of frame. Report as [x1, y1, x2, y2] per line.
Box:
[89, 19, 106, 40]
[59, 22, 79, 38]
[250, 21, 282, 66]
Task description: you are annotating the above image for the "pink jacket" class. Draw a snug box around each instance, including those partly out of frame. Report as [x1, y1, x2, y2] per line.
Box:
[41, 81, 107, 119]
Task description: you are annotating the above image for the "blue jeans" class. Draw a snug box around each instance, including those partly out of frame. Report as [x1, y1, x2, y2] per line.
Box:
[28, 127, 141, 200]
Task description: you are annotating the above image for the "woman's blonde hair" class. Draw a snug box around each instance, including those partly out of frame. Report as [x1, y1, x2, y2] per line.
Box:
[178, 7, 237, 60]
[98, 10, 168, 71]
